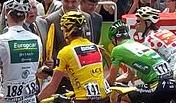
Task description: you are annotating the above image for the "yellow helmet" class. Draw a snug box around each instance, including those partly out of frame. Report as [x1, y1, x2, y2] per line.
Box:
[60, 11, 86, 37]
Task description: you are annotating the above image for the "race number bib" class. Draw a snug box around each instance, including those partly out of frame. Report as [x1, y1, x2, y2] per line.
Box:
[84, 82, 100, 98]
[4, 80, 37, 102]
[153, 62, 171, 75]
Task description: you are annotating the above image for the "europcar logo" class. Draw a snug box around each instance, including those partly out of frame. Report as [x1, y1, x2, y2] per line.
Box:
[13, 42, 37, 50]
[8, 40, 39, 63]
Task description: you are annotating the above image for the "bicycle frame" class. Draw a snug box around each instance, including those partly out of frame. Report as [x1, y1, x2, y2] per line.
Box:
[40, 91, 75, 103]
[110, 85, 137, 103]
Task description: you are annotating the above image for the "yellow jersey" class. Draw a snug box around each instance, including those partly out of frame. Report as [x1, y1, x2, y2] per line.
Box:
[54, 37, 111, 100]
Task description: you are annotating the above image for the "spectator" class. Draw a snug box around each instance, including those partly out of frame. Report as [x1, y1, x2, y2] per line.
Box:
[116, 0, 132, 18]
[23, 0, 48, 44]
[24, 0, 41, 34]
[80, 0, 103, 44]
[162, 0, 176, 13]
[128, 0, 139, 14]
[37, 0, 62, 17]
[128, 0, 153, 14]
[0, 0, 9, 12]
[0, 2, 7, 34]
[96, 0, 115, 21]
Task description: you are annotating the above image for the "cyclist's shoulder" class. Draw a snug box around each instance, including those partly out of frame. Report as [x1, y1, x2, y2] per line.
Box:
[0, 29, 15, 41]
[114, 39, 137, 49]
[148, 29, 175, 37]
[58, 44, 72, 58]
[58, 38, 94, 56]
[22, 29, 41, 39]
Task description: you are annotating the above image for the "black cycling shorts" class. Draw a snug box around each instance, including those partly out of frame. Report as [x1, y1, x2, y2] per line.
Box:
[128, 79, 176, 103]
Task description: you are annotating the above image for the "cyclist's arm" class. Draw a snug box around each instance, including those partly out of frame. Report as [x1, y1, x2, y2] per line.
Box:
[107, 50, 121, 85]
[128, 0, 139, 14]
[38, 70, 64, 101]
[107, 64, 119, 85]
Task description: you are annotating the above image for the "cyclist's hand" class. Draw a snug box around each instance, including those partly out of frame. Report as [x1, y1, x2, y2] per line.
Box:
[36, 66, 53, 79]
[0, 93, 4, 99]
[44, 59, 54, 69]
[98, 45, 105, 51]
[110, 90, 120, 103]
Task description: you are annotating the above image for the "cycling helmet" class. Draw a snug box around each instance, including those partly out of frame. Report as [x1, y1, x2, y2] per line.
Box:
[108, 19, 129, 40]
[60, 11, 86, 37]
[5, 0, 30, 12]
[135, 6, 160, 23]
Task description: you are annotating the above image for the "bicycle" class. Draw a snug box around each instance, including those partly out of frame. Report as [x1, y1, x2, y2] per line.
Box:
[40, 90, 75, 103]
[40, 82, 137, 103]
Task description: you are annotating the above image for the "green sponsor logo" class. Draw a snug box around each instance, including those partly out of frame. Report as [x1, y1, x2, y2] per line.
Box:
[8, 40, 39, 63]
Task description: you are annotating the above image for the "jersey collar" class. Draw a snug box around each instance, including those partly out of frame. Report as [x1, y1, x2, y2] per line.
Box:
[8, 26, 25, 32]
[70, 37, 88, 44]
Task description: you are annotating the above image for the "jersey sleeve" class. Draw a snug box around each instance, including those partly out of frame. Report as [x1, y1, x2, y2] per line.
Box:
[111, 48, 121, 68]
[54, 49, 67, 72]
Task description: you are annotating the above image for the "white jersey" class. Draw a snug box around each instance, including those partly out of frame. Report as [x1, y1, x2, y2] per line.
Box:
[144, 29, 176, 70]
[0, 26, 42, 103]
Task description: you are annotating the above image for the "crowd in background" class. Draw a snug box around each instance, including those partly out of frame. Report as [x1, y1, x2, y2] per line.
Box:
[0, 0, 176, 44]
[0, 0, 176, 20]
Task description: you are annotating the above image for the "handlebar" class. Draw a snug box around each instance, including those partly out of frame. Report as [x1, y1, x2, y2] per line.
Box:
[40, 91, 75, 103]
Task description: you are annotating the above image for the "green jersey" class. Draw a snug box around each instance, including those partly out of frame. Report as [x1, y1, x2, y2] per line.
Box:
[111, 40, 172, 84]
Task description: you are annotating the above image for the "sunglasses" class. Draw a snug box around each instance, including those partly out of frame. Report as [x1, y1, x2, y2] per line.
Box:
[136, 20, 141, 23]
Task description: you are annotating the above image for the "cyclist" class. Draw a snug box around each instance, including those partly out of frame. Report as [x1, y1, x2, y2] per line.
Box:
[107, 19, 176, 103]
[38, 11, 111, 103]
[135, 6, 176, 79]
[0, 0, 43, 103]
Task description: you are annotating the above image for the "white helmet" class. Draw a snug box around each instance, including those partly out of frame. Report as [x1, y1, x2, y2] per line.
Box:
[135, 6, 160, 23]
[5, 0, 30, 12]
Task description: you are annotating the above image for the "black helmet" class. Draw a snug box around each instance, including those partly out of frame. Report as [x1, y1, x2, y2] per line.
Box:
[108, 19, 129, 41]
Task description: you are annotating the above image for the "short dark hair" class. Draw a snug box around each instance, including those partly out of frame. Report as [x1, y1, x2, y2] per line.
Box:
[9, 9, 26, 23]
